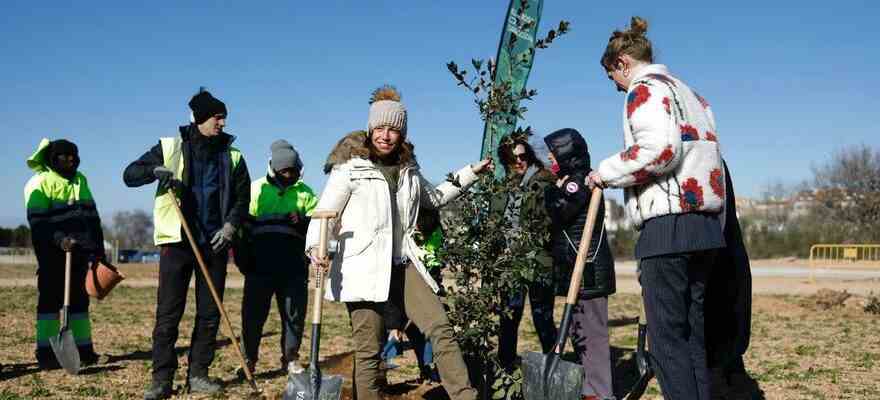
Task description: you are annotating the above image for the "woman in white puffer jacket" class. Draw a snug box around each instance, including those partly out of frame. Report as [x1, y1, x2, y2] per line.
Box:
[305, 85, 492, 400]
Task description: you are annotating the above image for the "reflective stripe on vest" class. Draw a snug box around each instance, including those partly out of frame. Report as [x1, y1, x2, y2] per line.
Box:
[27, 201, 99, 227]
[152, 137, 242, 245]
[25, 171, 100, 240]
[248, 178, 317, 238]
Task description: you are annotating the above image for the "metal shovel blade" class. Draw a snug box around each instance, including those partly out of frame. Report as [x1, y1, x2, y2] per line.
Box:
[283, 367, 343, 400]
[49, 321, 80, 375]
[625, 367, 655, 400]
[522, 351, 583, 400]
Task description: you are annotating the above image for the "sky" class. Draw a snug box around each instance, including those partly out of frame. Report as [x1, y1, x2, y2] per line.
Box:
[1, 1, 877, 227]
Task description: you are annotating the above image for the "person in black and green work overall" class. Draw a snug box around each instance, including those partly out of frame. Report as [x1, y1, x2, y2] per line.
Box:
[123, 88, 250, 400]
[25, 138, 106, 369]
[239, 139, 317, 376]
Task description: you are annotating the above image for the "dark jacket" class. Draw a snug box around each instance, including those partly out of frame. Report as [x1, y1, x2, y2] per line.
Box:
[123, 125, 250, 244]
[544, 128, 615, 300]
[706, 160, 752, 368]
[240, 173, 313, 275]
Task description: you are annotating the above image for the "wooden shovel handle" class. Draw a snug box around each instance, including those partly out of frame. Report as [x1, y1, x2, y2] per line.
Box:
[312, 210, 338, 325]
[64, 251, 72, 308]
[565, 188, 604, 305]
[168, 193, 259, 391]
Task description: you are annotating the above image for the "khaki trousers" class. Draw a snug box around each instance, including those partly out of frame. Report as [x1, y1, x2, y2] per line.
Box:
[347, 263, 476, 400]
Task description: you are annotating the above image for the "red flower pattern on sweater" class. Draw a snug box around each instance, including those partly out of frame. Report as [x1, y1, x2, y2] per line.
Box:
[651, 145, 675, 167]
[662, 97, 671, 115]
[620, 145, 640, 161]
[706, 131, 717, 142]
[680, 178, 705, 211]
[627, 85, 651, 118]
[633, 169, 651, 184]
[680, 124, 699, 141]
[710, 169, 725, 198]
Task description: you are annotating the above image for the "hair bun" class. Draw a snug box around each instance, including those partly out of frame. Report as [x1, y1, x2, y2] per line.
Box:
[600, 16, 654, 68]
[629, 16, 648, 36]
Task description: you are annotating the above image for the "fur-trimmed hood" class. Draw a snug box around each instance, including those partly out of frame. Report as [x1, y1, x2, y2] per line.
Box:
[323, 130, 416, 174]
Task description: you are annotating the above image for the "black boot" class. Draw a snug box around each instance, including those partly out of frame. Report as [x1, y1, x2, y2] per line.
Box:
[186, 375, 223, 395]
[81, 351, 111, 367]
[143, 380, 173, 400]
[36, 349, 60, 370]
[37, 357, 61, 371]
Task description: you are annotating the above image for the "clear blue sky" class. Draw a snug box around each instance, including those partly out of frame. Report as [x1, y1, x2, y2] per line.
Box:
[2, 1, 877, 227]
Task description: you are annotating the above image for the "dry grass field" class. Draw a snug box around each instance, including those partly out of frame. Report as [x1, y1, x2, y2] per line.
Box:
[0, 263, 878, 399]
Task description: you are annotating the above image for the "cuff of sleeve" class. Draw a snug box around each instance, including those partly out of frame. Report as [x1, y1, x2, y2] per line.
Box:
[457, 164, 479, 188]
[597, 158, 624, 188]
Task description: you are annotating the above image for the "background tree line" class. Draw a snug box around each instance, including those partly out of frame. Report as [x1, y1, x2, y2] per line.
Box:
[0, 209, 154, 251]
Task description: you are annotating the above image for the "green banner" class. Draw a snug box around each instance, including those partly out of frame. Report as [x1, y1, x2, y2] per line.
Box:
[481, 0, 544, 178]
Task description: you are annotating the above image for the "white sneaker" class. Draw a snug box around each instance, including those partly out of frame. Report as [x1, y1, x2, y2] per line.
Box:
[288, 361, 306, 375]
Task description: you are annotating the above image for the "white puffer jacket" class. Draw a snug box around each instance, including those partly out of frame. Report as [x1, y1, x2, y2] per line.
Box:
[305, 156, 478, 302]
[597, 64, 724, 228]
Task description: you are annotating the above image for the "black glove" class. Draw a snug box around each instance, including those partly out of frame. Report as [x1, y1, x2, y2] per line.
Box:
[153, 166, 182, 191]
[210, 223, 236, 253]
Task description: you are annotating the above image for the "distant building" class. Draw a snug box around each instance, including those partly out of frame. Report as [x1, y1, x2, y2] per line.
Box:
[736, 189, 827, 231]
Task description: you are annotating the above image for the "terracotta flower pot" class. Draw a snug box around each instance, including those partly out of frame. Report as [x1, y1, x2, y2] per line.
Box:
[85, 261, 125, 300]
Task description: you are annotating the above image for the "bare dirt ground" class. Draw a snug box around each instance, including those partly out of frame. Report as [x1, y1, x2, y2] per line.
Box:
[0, 261, 878, 399]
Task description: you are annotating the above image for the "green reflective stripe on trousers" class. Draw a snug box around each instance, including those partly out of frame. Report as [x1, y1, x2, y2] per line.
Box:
[36, 318, 60, 347]
[69, 313, 92, 342]
[35, 313, 91, 346]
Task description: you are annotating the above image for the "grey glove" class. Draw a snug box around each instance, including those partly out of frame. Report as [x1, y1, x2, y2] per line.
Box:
[153, 166, 180, 191]
[210, 223, 236, 253]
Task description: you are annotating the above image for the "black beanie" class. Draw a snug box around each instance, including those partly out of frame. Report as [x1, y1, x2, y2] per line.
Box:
[49, 139, 78, 158]
[188, 88, 227, 125]
[47, 139, 80, 176]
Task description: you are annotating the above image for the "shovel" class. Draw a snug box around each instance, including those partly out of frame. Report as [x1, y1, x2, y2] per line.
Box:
[167, 193, 261, 394]
[523, 188, 603, 400]
[49, 251, 81, 375]
[284, 210, 343, 400]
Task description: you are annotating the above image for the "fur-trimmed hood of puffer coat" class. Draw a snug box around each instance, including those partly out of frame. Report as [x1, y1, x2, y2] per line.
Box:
[323, 130, 417, 174]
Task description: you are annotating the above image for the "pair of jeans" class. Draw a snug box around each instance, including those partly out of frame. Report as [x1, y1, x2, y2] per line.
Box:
[639, 249, 717, 400]
[151, 242, 228, 382]
[382, 323, 433, 367]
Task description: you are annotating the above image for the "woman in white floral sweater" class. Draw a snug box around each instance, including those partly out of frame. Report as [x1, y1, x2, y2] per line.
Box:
[587, 16, 725, 400]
